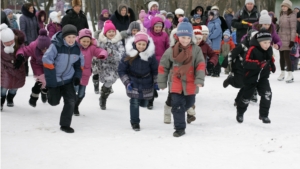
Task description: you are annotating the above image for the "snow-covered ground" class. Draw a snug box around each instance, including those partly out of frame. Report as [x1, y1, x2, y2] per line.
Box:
[2, 17, 300, 168]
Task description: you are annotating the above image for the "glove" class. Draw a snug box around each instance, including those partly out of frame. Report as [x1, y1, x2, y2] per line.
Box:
[127, 82, 133, 91]
[24, 41, 29, 46]
[73, 78, 80, 86]
[14, 54, 25, 69]
[270, 62, 276, 73]
[154, 83, 159, 91]
[260, 61, 267, 69]
[206, 62, 214, 70]
[289, 41, 294, 48]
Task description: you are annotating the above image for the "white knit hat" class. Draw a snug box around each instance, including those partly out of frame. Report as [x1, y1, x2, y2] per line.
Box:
[281, 0, 292, 9]
[49, 11, 62, 23]
[148, 1, 159, 11]
[0, 23, 15, 42]
[175, 8, 184, 15]
[201, 25, 209, 34]
[245, 0, 255, 5]
[259, 10, 271, 24]
[211, 6, 219, 11]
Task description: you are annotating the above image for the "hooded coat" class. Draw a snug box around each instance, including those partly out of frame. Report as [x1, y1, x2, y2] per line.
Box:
[36, 10, 46, 29]
[19, 5, 40, 43]
[61, 9, 89, 32]
[208, 17, 222, 53]
[110, 7, 130, 32]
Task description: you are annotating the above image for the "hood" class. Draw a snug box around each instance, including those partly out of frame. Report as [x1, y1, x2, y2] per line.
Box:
[150, 16, 164, 28]
[128, 7, 136, 22]
[36, 10, 47, 22]
[65, 8, 84, 15]
[125, 36, 155, 61]
[21, 5, 36, 18]
[98, 29, 122, 44]
[190, 6, 204, 17]
[169, 28, 197, 47]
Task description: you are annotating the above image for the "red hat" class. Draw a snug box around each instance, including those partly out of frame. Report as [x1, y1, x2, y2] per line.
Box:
[193, 25, 203, 38]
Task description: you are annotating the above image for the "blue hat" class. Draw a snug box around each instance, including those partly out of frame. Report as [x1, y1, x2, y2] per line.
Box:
[177, 18, 193, 37]
[223, 29, 231, 37]
[193, 14, 201, 19]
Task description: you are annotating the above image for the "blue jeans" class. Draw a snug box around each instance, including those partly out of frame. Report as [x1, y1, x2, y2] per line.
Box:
[74, 85, 86, 99]
[130, 98, 148, 124]
[1, 87, 18, 97]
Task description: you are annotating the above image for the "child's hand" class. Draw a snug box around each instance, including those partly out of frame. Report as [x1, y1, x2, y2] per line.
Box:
[197, 84, 203, 88]
[273, 44, 279, 50]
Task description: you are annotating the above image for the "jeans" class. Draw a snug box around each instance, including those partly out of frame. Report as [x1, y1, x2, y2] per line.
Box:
[130, 98, 148, 124]
[74, 85, 86, 99]
[1, 87, 18, 97]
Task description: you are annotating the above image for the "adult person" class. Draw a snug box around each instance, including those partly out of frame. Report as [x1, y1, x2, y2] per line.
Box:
[110, 4, 130, 32]
[3, 9, 19, 29]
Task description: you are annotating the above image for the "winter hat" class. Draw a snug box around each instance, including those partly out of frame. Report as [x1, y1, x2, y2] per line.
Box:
[139, 10, 147, 20]
[37, 29, 51, 50]
[193, 14, 201, 19]
[160, 10, 167, 15]
[0, 23, 15, 42]
[72, 0, 82, 7]
[49, 11, 61, 23]
[101, 9, 109, 15]
[127, 21, 141, 34]
[3, 9, 13, 16]
[295, 6, 300, 11]
[134, 31, 149, 43]
[78, 28, 92, 40]
[177, 18, 193, 37]
[245, 0, 255, 5]
[223, 29, 231, 37]
[175, 8, 184, 15]
[209, 10, 219, 20]
[193, 25, 203, 38]
[166, 12, 174, 19]
[281, 0, 292, 9]
[201, 25, 209, 34]
[118, 4, 128, 14]
[148, 1, 159, 11]
[256, 28, 272, 42]
[103, 20, 116, 35]
[211, 6, 219, 11]
[259, 10, 271, 24]
[62, 24, 78, 38]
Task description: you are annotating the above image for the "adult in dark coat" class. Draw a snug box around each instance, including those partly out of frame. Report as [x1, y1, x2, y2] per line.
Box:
[1, 11, 11, 27]
[110, 4, 130, 32]
[61, 0, 89, 32]
[190, 6, 207, 25]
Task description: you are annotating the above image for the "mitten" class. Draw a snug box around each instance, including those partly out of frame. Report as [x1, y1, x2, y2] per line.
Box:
[73, 78, 80, 86]
[14, 54, 25, 69]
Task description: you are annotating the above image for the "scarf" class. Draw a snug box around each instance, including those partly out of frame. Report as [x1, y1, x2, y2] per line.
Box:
[172, 42, 193, 79]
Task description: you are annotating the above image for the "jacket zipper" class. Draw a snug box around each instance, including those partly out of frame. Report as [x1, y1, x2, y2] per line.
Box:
[60, 47, 71, 85]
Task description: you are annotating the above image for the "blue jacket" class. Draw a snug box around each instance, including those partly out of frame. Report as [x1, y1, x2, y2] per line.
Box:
[118, 36, 158, 100]
[231, 31, 237, 45]
[208, 18, 222, 52]
[42, 31, 84, 88]
[10, 15, 19, 30]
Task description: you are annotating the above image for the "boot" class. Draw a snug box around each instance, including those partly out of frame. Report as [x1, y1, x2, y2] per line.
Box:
[285, 71, 294, 83]
[259, 116, 271, 123]
[164, 104, 172, 124]
[173, 129, 185, 137]
[6, 93, 16, 107]
[41, 89, 48, 103]
[223, 74, 233, 88]
[1, 96, 6, 111]
[277, 71, 285, 81]
[236, 112, 244, 123]
[99, 86, 111, 110]
[93, 79, 100, 94]
[147, 101, 153, 110]
[60, 126, 74, 133]
[74, 96, 83, 116]
[187, 105, 196, 124]
[29, 95, 39, 107]
[131, 123, 140, 131]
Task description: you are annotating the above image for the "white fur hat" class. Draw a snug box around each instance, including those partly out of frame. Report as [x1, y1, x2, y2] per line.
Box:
[211, 6, 219, 11]
[175, 8, 184, 15]
[49, 11, 62, 23]
[148, 1, 159, 11]
[201, 25, 209, 34]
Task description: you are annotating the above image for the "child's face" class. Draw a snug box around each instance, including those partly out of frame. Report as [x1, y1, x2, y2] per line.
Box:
[223, 35, 229, 39]
[196, 37, 202, 45]
[3, 39, 15, 46]
[80, 37, 91, 49]
[106, 30, 116, 39]
[195, 18, 201, 23]
[41, 16, 45, 22]
[136, 41, 147, 52]
[262, 24, 271, 30]
[103, 13, 109, 18]
[7, 13, 13, 19]
[209, 15, 213, 20]
[202, 34, 208, 41]
[178, 36, 191, 47]
[131, 29, 139, 36]
[64, 35, 76, 46]
[154, 25, 162, 33]
[167, 18, 173, 23]
[259, 40, 271, 50]
[281, 6, 288, 12]
[42, 48, 48, 54]
[151, 5, 158, 11]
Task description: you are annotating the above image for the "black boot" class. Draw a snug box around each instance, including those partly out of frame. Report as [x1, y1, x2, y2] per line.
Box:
[93, 79, 100, 94]
[147, 101, 153, 110]
[1, 96, 6, 111]
[29, 95, 39, 107]
[236, 113, 244, 123]
[259, 116, 271, 123]
[223, 74, 233, 88]
[99, 86, 111, 110]
[173, 130, 185, 137]
[131, 123, 140, 131]
[6, 93, 16, 107]
[41, 89, 48, 103]
[60, 126, 74, 133]
[74, 96, 83, 116]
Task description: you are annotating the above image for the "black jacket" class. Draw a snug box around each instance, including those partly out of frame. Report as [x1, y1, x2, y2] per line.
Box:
[110, 10, 130, 32]
[1, 11, 11, 27]
[61, 9, 89, 32]
[231, 6, 260, 43]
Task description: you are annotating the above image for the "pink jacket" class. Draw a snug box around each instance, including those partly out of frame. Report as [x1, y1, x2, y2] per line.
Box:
[77, 38, 108, 86]
[16, 40, 44, 76]
[47, 22, 62, 39]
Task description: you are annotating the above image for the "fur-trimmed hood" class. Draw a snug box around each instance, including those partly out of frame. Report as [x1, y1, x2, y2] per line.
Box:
[98, 29, 122, 44]
[21, 5, 36, 18]
[125, 36, 155, 61]
[169, 28, 197, 47]
[36, 10, 47, 22]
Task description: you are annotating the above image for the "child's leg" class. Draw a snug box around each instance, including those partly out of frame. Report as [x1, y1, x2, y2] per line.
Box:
[129, 98, 140, 124]
[74, 85, 86, 116]
[41, 88, 48, 103]
[60, 83, 76, 127]
[164, 92, 172, 124]
[236, 84, 256, 115]
[92, 74, 99, 94]
[6, 89, 18, 107]
[139, 99, 148, 108]
[99, 82, 113, 110]
[257, 79, 272, 118]
[1, 87, 8, 110]
[29, 82, 42, 107]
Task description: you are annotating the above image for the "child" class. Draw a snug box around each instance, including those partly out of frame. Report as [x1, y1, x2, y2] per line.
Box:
[93, 20, 125, 110]
[47, 11, 62, 39]
[201, 25, 212, 47]
[221, 29, 236, 74]
[74, 28, 107, 116]
[236, 29, 275, 124]
[16, 29, 51, 107]
[207, 10, 222, 77]
[120, 21, 141, 44]
[158, 19, 206, 137]
[147, 15, 170, 110]
[42, 24, 84, 133]
[136, 10, 147, 32]
[98, 9, 110, 31]
[0, 24, 26, 111]
[36, 10, 47, 29]
[118, 32, 158, 131]
[191, 14, 202, 26]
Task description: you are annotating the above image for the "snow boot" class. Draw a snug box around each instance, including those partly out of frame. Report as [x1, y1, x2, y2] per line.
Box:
[99, 86, 111, 110]
[277, 71, 285, 81]
[173, 130, 185, 137]
[29, 95, 39, 107]
[164, 104, 172, 124]
[93, 79, 100, 94]
[251, 89, 258, 103]
[131, 123, 140, 131]
[187, 105, 196, 124]
[259, 116, 271, 123]
[74, 96, 83, 116]
[147, 101, 153, 110]
[60, 126, 74, 133]
[1, 96, 6, 111]
[41, 89, 48, 103]
[236, 112, 244, 123]
[223, 74, 233, 88]
[6, 93, 16, 107]
[285, 71, 294, 83]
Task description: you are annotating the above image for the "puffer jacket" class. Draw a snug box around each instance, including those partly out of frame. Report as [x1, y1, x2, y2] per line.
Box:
[19, 5, 40, 43]
[278, 12, 297, 51]
[208, 17, 222, 54]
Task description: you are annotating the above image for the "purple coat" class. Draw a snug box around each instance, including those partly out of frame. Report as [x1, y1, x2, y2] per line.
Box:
[56, 0, 65, 15]
[16, 40, 44, 76]
[143, 10, 171, 31]
[98, 14, 110, 30]
[252, 22, 282, 49]
[47, 22, 62, 39]
[19, 5, 40, 43]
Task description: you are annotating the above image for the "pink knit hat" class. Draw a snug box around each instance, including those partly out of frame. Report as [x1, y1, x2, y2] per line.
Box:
[139, 10, 147, 20]
[78, 28, 92, 40]
[101, 9, 109, 15]
[134, 31, 148, 43]
[103, 20, 116, 35]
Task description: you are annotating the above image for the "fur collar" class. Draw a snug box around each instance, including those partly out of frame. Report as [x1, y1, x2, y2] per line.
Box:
[125, 36, 155, 61]
[98, 29, 122, 43]
[169, 28, 197, 47]
[21, 5, 36, 18]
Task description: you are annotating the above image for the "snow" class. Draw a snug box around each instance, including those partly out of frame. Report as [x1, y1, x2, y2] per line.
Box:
[2, 21, 300, 169]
